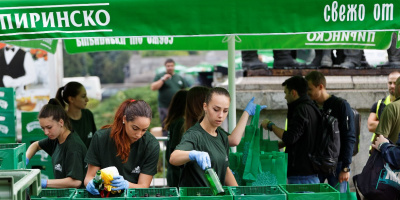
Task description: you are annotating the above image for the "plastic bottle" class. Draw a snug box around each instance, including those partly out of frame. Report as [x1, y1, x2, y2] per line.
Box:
[93, 170, 102, 189]
[204, 167, 225, 196]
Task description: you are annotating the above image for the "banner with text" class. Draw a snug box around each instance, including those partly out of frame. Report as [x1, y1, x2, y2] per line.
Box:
[1, 0, 400, 41]
[64, 31, 394, 53]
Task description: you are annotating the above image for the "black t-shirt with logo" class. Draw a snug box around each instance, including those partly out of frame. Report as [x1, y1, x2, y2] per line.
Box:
[39, 131, 87, 183]
[175, 122, 229, 187]
[85, 128, 160, 183]
[70, 109, 97, 148]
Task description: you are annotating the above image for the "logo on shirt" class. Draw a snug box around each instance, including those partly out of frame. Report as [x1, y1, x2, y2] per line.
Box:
[178, 80, 183, 85]
[54, 164, 62, 172]
[225, 156, 229, 162]
[131, 166, 140, 174]
[88, 132, 93, 139]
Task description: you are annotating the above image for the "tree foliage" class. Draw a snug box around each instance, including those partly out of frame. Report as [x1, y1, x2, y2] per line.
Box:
[91, 85, 160, 129]
[63, 50, 133, 83]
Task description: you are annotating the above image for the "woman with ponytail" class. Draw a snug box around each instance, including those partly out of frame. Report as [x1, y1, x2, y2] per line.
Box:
[26, 98, 87, 189]
[84, 99, 160, 195]
[56, 81, 96, 148]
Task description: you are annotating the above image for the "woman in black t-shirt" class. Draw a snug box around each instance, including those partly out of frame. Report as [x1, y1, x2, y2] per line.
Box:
[56, 81, 97, 148]
[84, 99, 159, 195]
[26, 98, 87, 189]
[170, 87, 238, 187]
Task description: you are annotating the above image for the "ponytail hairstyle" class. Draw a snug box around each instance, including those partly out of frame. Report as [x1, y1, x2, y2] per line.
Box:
[55, 81, 84, 109]
[38, 98, 72, 130]
[184, 86, 210, 131]
[103, 99, 152, 163]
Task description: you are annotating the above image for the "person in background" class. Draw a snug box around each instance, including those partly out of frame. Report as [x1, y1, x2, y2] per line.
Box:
[184, 86, 210, 132]
[375, 77, 400, 144]
[305, 71, 355, 193]
[372, 134, 400, 168]
[151, 58, 189, 138]
[377, 33, 400, 68]
[170, 87, 238, 187]
[261, 76, 320, 184]
[26, 98, 87, 189]
[164, 89, 188, 187]
[184, 86, 266, 147]
[56, 81, 96, 148]
[85, 100, 159, 195]
[368, 71, 400, 150]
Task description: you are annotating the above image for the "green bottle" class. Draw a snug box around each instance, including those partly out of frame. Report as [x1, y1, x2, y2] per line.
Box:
[93, 170, 102, 189]
[204, 167, 225, 196]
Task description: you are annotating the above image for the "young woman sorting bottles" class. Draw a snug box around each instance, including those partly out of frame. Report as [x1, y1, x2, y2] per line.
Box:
[26, 98, 87, 188]
[169, 87, 239, 187]
[85, 99, 160, 195]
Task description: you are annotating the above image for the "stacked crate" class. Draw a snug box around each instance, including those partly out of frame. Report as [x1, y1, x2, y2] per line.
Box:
[22, 111, 54, 179]
[0, 87, 16, 143]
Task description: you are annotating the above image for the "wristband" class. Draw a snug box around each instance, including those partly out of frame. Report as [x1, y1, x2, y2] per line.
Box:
[267, 122, 275, 131]
[160, 78, 165, 82]
[378, 142, 389, 151]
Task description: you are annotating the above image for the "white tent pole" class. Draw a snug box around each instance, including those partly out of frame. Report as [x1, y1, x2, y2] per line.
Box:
[228, 35, 236, 133]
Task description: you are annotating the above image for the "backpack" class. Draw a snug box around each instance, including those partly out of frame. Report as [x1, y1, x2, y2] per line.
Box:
[352, 107, 361, 156]
[336, 97, 361, 156]
[353, 150, 400, 200]
[308, 108, 341, 175]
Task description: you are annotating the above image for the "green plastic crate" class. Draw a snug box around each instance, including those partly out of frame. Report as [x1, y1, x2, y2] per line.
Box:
[0, 169, 41, 200]
[179, 187, 232, 200]
[21, 112, 43, 138]
[31, 188, 76, 199]
[0, 111, 16, 137]
[72, 189, 126, 200]
[229, 186, 286, 200]
[279, 184, 339, 200]
[127, 187, 179, 199]
[0, 137, 16, 143]
[22, 135, 47, 149]
[0, 143, 26, 169]
[0, 87, 16, 113]
[28, 158, 54, 180]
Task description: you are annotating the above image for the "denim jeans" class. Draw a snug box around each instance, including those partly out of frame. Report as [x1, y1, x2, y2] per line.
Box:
[318, 162, 348, 193]
[287, 174, 320, 184]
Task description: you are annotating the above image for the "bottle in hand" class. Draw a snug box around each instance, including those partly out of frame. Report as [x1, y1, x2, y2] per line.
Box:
[204, 167, 225, 196]
[93, 170, 102, 189]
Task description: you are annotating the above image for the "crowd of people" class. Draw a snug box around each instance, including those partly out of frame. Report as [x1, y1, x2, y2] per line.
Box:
[23, 58, 400, 198]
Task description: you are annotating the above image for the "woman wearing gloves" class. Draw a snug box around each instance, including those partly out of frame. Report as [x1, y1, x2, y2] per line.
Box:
[184, 86, 266, 147]
[84, 99, 160, 195]
[169, 87, 266, 187]
[26, 98, 87, 189]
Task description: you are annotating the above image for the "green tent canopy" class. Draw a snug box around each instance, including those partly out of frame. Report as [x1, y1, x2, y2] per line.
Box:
[2, 0, 399, 132]
[1, 0, 400, 40]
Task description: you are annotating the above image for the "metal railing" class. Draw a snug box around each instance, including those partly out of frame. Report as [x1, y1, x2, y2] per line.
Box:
[151, 136, 168, 187]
